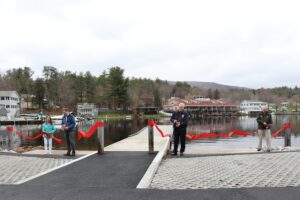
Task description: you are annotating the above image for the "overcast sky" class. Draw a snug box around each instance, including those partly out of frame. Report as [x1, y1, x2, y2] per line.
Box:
[0, 0, 300, 89]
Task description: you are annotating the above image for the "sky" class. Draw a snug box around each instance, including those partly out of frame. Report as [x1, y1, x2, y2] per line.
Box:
[0, 0, 300, 89]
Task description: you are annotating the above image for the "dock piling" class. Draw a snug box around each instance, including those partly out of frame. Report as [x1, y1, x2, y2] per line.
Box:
[148, 122, 154, 154]
[97, 121, 104, 154]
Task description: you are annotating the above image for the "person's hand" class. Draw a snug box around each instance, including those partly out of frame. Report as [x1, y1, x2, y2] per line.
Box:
[263, 122, 267, 125]
[176, 121, 180, 127]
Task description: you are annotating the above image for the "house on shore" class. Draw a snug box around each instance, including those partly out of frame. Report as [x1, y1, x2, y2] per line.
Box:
[0, 91, 20, 118]
[163, 97, 239, 118]
[239, 100, 268, 115]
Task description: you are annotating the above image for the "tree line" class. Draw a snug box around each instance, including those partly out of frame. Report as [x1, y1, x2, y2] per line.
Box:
[0, 66, 299, 112]
[0, 66, 203, 111]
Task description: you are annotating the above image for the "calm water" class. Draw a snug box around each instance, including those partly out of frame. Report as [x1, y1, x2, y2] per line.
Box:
[0, 115, 299, 150]
[186, 115, 300, 147]
[0, 119, 146, 150]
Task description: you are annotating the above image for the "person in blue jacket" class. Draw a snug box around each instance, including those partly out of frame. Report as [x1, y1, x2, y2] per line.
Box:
[62, 108, 76, 156]
[42, 116, 56, 154]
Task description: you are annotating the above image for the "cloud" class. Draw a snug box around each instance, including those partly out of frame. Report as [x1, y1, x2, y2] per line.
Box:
[0, 0, 300, 88]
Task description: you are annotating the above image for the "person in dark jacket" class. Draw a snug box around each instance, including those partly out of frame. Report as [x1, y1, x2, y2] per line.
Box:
[256, 106, 273, 152]
[170, 103, 189, 156]
[62, 108, 76, 156]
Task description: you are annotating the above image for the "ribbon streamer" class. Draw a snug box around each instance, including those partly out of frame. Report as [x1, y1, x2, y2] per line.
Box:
[147, 120, 292, 140]
[148, 120, 171, 137]
[77, 121, 104, 141]
[6, 127, 62, 143]
[272, 123, 292, 138]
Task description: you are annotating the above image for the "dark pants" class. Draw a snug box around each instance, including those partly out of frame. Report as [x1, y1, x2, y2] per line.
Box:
[173, 129, 186, 153]
[65, 129, 76, 154]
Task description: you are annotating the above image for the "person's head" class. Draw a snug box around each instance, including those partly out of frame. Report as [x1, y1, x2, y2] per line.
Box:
[63, 108, 69, 116]
[45, 116, 52, 124]
[178, 103, 185, 112]
[262, 105, 268, 112]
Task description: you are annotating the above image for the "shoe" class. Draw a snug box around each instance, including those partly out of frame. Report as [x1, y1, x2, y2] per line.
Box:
[64, 153, 71, 156]
[171, 152, 177, 156]
[180, 152, 184, 156]
[70, 153, 76, 156]
[267, 149, 271, 153]
[257, 148, 261, 152]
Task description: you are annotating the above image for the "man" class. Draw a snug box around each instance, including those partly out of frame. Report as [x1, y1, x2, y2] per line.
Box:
[256, 106, 272, 152]
[170, 103, 189, 156]
[62, 108, 76, 156]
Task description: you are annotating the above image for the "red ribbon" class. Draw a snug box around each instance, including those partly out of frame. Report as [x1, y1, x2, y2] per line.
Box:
[272, 123, 292, 138]
[77, 121, 104, 141]
[148, 120, 171, 137]
[148, 120, 292, 140]
[6, 126, 62, 143]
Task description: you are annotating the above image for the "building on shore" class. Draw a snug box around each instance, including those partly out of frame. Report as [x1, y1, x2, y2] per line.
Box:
[20, 94, 39, 110]
[77, 103, 99, 117]
[239, 100, 268, 115]
[0, 91, 20, 118]
[163, 97, 239, 118]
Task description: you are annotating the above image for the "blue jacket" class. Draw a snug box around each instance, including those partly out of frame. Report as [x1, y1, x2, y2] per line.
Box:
[62, 114, 76, 132]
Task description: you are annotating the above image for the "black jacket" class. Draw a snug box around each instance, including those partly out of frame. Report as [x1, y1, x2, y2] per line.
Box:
[256, 111, 273, 129]
[170, 111, 189, 130]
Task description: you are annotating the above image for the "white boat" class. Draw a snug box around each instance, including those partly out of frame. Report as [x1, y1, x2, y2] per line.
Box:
[51, 112, 83, 124]
[159, 110, 173, 117]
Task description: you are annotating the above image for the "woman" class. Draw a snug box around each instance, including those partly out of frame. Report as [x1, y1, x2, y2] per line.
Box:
[42, 116, 56, 154]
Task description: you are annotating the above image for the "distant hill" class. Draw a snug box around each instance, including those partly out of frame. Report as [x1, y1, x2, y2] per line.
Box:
[169, 81, 250, 91]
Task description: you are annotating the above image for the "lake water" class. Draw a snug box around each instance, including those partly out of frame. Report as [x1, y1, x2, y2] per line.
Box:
[0, 115, 299, 151]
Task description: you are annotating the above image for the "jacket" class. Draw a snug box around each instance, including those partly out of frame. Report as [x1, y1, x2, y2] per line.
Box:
[170, 111, 189, 130]
[42, 123, 56, 137]
[62, 113, 76, 132]
[256, 111, 273, 129]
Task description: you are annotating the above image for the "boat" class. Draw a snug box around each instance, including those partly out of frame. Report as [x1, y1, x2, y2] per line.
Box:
[159, 110, 173, 117]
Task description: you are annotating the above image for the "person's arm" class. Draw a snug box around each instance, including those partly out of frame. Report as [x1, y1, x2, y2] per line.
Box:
[268, 113, 273, 125]
[256, 114, 263, 124]
[42, 123, 46, 133]
[180, 112, 189, 126]
[170, 112, 176, 123]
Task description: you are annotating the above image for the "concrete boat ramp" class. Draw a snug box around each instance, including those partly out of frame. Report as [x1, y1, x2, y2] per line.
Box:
[1, 125, 300, 200]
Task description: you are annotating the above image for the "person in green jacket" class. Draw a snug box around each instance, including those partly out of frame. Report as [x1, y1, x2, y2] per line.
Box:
[256, 106, 273, 152]
[42, 116, 56, 154]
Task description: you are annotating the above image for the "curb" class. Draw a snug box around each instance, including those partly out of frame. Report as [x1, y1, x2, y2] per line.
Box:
[136, 136, 170, 189]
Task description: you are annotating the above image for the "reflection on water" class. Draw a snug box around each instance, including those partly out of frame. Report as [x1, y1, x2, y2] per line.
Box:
[0, 119, 146, 151]
[0, 115, 300, 150]
[187, 115, 300, 147]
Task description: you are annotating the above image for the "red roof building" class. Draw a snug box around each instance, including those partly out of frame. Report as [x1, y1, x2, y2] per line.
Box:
[163, 97, 239, 117]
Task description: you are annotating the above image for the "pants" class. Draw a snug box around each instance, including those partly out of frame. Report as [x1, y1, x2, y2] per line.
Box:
[65, 130, 76, 153]
[258, 129, 271, 150]
[43, 137, 52, 153]
[173, 129, 186, 153]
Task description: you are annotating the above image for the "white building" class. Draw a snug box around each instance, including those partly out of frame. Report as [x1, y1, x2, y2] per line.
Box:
[240, 100, 268, 114]
[0, 91, 20, 118]
[77, 103, 99, 116]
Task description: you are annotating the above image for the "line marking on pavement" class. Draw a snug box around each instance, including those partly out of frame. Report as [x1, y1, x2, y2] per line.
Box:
[136, 137, 170, 189]
[15, 151, 97, 185]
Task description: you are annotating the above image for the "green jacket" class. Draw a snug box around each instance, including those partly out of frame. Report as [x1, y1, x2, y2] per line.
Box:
[256, 111, 273, 129]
